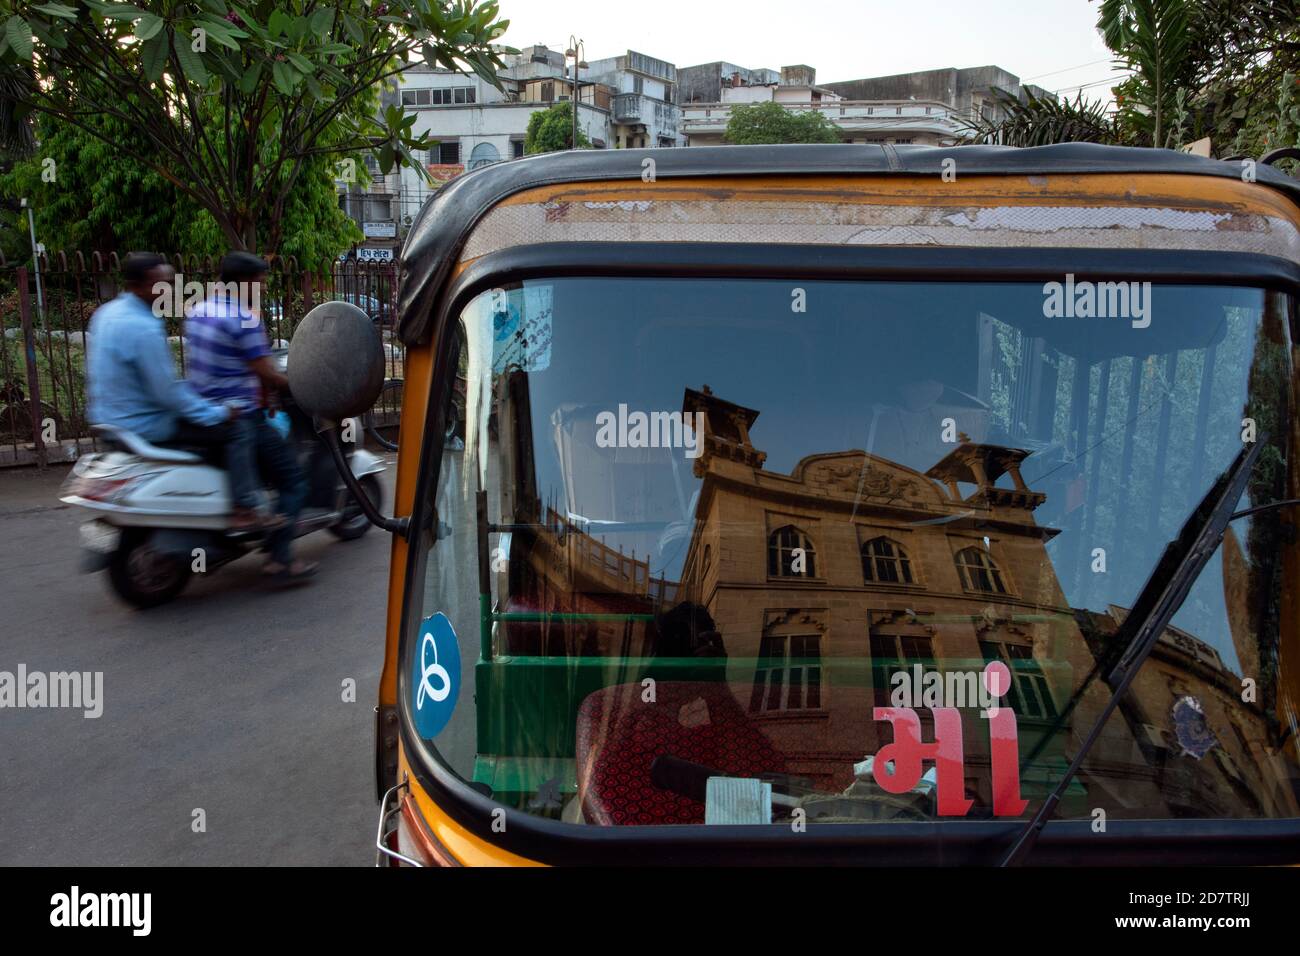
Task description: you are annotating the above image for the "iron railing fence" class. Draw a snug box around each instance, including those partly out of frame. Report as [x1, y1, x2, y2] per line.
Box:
[0, 251, 402, 465]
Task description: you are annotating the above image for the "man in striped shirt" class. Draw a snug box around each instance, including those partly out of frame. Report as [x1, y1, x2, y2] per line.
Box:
[186, 253, 315, 584]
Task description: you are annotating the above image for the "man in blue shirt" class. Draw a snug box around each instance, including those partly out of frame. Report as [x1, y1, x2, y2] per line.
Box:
[186, 252, 315, 584]
[87, 253, 232, 441]
[87, 253, 279, 533]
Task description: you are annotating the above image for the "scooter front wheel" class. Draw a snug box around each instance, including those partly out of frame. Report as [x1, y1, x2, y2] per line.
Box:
[107, 529, 193, 609]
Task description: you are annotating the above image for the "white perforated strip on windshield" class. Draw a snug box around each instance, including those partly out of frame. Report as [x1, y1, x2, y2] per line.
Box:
[458, 198, 1300, 264]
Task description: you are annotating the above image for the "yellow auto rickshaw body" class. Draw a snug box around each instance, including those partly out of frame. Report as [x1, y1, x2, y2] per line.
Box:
[371, 143, 1300, 866]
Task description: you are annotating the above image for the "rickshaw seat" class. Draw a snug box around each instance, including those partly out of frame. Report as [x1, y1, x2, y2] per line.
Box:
[575, 680, 785, 826]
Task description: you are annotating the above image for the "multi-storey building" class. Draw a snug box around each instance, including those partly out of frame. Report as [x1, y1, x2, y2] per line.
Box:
[583, 50, 683, 149]
[678, 62, 1052, 148]
[340, 45, 686, 254]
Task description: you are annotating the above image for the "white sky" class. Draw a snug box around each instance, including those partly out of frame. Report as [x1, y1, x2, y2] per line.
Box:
[496, 0, 1127, 104]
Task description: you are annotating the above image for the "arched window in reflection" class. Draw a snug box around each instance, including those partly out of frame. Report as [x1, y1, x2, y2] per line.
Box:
[768, 525, 816, 578]
[861, 536, 914, 585]
[955, 546, 1007, 594]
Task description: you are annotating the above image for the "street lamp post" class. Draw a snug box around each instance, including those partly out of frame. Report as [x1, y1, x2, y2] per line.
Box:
[565, 36, 586, 150]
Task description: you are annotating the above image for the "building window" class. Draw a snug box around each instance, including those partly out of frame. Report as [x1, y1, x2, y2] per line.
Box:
[510, 139, 525, 159]
[979, 641, 1057, 719]
[955, 546, 1007, 593]
[632, 75, 644, 95]
[861, 537, 914, 585]
[401, 89, 431, 107]
[468, 142, 501, 170]
[428, 87, 475, 105]
[434, 141, 460, 165]
[768, 525, 816, 578]
[870, 633, 934, 707]
[750, 633, 822, 712]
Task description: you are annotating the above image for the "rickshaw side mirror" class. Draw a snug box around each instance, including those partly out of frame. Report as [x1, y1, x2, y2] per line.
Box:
[289, 301, 408, 537]
[288, 301, 385, 420]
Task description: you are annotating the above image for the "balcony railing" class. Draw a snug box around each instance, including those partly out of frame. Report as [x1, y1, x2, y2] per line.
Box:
[680, 99, 968, 135]
[613, 92, 643, 123]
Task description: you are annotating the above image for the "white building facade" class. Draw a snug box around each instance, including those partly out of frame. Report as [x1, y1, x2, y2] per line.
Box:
[678, 62, 967, 147]
[341, 46, 688, 256]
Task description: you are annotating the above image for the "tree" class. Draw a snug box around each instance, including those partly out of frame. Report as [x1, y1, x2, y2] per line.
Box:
[965, 0, 1299, 167]
[2, 109, 364, 260]
[1098, 0, 1193, 147]
[0, 0, 512, 252]
[524, 101, 589, 154]
[723, 101, 841, 145]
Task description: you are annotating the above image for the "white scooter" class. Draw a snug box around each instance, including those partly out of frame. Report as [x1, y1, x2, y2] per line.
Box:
[61, 355, 387, 608]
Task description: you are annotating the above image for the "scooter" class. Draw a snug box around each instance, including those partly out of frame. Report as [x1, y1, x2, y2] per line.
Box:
[60, 355, 387, 608]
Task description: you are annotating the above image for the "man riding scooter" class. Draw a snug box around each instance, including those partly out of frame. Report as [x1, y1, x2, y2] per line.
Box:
[86, 253, 267, 531]
[186, 252, 317, 586]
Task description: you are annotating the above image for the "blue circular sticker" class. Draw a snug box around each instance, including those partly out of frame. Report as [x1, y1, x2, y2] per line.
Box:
[411, 613, 460, 740]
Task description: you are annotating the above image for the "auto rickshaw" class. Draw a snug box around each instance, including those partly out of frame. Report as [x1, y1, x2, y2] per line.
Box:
[286, 142, 1300, 865]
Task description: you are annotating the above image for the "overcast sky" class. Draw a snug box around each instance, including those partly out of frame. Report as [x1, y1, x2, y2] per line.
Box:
[496, 0, 1127, 104]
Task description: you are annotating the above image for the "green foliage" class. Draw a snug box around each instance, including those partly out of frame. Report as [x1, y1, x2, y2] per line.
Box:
[524, 102, 589, 154]
[963, 88, 1122, 146]
[967, 0, 1299, 166]
[0, 109, 361, 262]
[1098, 0, 1193, 147]
[723, 101, 841, 145]
[0, 0, 513, 250]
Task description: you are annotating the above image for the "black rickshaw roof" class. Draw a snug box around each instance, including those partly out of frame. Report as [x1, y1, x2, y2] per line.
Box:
[396, 142, 1300, 344]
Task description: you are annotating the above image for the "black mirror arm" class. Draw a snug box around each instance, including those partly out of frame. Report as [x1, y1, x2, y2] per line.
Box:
[320, 424, 409, 538]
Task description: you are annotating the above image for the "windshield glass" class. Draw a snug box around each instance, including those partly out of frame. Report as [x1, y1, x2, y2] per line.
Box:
[412, 276, 1300, 830]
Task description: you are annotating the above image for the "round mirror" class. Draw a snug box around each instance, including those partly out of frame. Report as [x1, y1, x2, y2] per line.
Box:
[288, 301, 385, 421]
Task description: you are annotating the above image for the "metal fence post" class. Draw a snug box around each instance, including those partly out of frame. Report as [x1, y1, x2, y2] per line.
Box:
[16, 267, 47, 468]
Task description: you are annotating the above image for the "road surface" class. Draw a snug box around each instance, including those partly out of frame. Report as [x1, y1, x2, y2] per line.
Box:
[0, 460, 395, 865]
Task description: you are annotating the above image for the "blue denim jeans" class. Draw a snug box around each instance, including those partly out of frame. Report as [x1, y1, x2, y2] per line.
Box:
[249, 413, 307, 565]
[226, 413, 261, 509]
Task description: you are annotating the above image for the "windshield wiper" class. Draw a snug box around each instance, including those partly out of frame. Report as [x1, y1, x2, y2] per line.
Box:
[999, 435, 1270, 866]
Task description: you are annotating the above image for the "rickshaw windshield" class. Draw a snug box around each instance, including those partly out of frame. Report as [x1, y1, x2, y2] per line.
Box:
[412, 275, 1300, 830]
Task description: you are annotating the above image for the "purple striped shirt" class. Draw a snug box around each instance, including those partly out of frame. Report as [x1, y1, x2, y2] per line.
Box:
[185, 296, 269, 411]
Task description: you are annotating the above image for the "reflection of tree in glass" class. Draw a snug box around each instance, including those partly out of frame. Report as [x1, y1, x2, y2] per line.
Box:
[1241, 293, 1291, 717]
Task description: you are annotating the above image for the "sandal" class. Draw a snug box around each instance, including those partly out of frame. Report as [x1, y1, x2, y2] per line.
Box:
[261, 559, 319, 588]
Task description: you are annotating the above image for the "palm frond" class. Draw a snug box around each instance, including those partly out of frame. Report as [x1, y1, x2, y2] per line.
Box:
[961, 87, 1121, 147]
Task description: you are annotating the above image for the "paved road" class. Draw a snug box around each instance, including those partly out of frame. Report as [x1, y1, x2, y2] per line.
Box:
[0, 460, 395, 865]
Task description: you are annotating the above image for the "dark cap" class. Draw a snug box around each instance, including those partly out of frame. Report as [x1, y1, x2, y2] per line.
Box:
[219, 251, 269, 283]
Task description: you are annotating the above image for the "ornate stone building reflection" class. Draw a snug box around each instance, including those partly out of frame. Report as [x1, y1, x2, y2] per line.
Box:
[666, 386, 1295, 817]
[499, 380, 1297, 819]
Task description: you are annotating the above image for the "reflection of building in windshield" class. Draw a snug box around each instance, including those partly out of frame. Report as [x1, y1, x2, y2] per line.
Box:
[492, 372, 1295, 822]
[668, 385, 1294, 819]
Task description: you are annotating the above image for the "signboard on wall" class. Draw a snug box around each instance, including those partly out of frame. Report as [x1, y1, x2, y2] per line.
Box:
[428, 163, 465, 186]
[338, 248, 396, 263]
[363, 221, 397, 238]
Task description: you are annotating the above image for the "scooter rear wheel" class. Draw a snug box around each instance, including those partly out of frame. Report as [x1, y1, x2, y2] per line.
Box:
[330, 474, 383, 541]
[108, 529, 193, 609]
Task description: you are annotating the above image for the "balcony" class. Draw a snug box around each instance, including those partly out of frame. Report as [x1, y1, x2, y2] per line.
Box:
[613, 92, 643, 123]
[679, 99, 966, 142]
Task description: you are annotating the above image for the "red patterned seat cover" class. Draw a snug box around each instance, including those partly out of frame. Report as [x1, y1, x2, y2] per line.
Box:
[575, 681, 785, 825]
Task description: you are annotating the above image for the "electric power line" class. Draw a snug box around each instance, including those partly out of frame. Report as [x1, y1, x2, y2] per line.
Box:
[1022, 57, 1116, 82]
